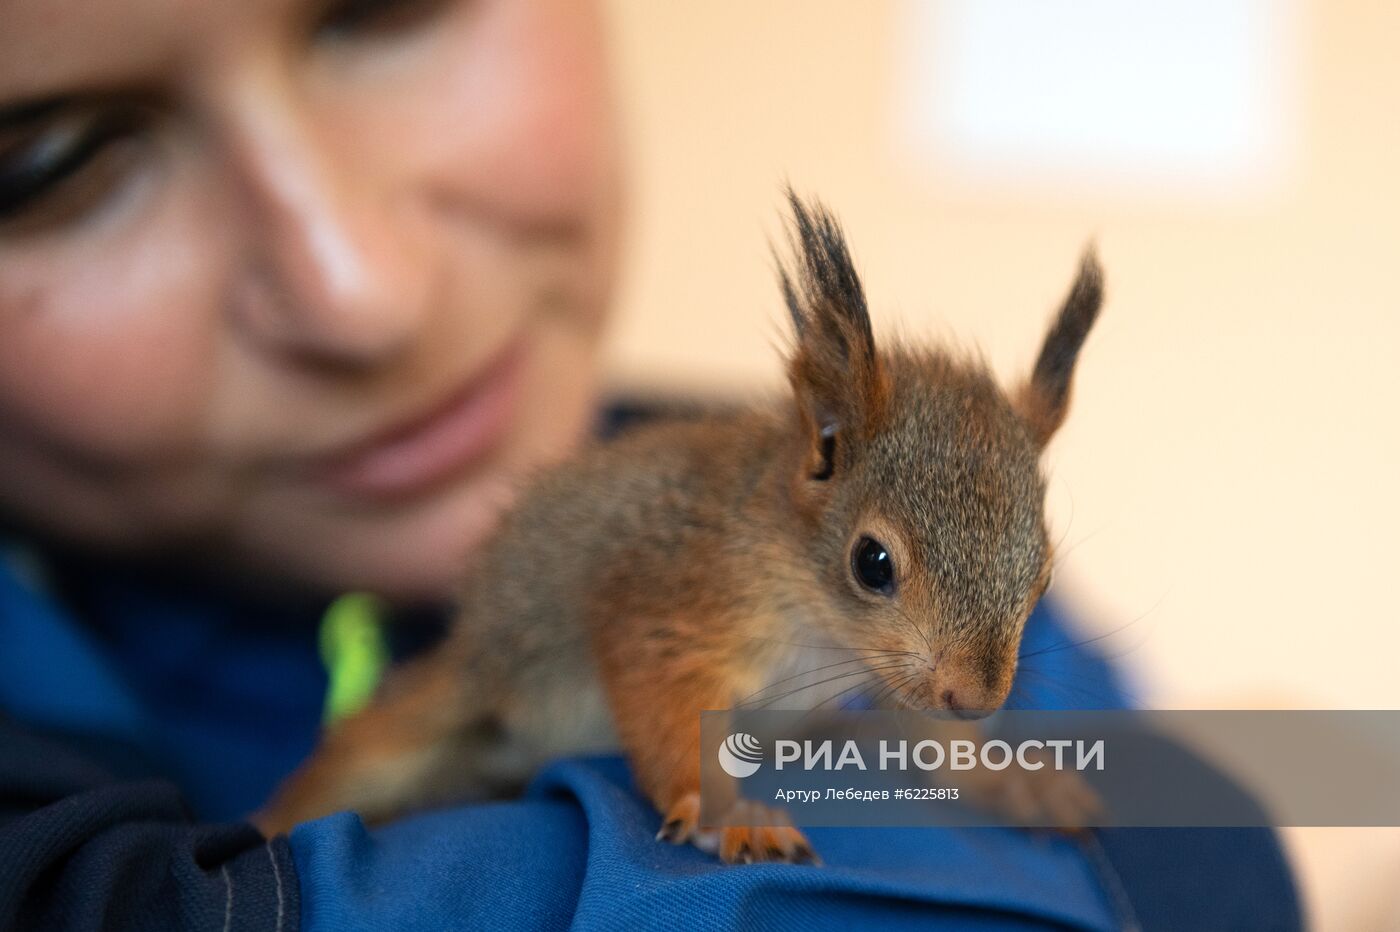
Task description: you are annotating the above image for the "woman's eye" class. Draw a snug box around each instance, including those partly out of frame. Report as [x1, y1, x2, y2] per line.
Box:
[0, 102, 149, 226]
[315, 0, 451, 40]
[852, 536, 895, 595]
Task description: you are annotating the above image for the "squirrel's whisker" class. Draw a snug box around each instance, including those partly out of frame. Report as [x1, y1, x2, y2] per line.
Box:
[744, 658, 915, 710]
[1016, 597, 1163, 661]
[867, 669, 922, 711]
[736, 653, 909, 705]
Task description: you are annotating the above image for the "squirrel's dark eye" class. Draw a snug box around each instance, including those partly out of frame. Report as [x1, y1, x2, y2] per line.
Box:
[852, 536, 895, 595]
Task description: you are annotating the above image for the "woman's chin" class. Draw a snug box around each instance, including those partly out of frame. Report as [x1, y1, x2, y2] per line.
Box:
[234, 468, 518, 605]
[234, 334, 599, 603]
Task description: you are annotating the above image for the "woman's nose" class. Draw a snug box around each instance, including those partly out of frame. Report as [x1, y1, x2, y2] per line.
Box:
[222, 89, 434, 368]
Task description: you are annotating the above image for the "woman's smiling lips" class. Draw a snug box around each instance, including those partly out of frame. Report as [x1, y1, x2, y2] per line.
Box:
[310, 339, 526, 501]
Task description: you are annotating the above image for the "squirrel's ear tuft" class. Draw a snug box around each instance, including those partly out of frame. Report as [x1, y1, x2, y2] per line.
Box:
[1015, 247, 1103, 448]
[778, 190, 889, 481]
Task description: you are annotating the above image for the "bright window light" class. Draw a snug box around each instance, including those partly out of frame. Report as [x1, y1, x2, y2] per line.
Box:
[901, 0, 1298, 196]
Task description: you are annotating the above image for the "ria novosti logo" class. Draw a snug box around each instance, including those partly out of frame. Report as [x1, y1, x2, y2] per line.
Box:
[717, 733, 764, 778]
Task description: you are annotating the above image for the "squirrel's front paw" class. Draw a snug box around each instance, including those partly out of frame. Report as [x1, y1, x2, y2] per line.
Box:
[656, 793, 819, 865]
[962, 755, 1104, 834]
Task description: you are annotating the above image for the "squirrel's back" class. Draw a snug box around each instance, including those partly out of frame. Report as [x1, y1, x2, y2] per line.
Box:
[455, 404, 797, 660]
[439, 405, 800, 759]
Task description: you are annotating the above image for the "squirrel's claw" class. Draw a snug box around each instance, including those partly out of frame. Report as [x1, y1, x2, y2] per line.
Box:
[656, 792, 702, 844]
[718, 823, 820, 865]
[655, 817, 687, 843]
[718, 800, 821, 866]
[656, 793, 821, 865]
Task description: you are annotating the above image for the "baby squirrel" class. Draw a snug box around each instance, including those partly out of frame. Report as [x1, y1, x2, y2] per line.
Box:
[257, 192, 1104, 864]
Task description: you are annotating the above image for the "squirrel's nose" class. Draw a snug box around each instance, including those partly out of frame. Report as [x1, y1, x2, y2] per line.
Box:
[940, 689, 990, 720]
[926, 658, 1000, 719]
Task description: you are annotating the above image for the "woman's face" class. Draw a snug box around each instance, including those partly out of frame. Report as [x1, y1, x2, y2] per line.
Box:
[0, 0, 620, 601]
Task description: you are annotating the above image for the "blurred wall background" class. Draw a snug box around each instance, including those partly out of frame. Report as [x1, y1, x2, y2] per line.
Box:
[598, 2, 1400, 928]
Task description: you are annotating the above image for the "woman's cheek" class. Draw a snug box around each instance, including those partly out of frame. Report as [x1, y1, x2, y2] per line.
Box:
[478, 0, 616, 214]
[402, 0, 615, 224]
[0, 222, 222, 463]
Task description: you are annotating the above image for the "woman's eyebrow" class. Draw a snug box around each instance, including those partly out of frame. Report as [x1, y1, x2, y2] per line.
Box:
[0, 0, 176, 110]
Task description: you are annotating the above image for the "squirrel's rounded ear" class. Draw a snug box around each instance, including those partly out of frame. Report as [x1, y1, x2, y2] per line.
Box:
[1014, 248, 1103, 449]
[779, 190, 889, 480]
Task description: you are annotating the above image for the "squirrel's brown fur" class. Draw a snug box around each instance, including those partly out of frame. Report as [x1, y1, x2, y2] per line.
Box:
[257, 192, 1104, 863]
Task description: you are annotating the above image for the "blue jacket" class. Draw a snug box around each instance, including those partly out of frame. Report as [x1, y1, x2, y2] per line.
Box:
[0, 543, 1300, 931]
